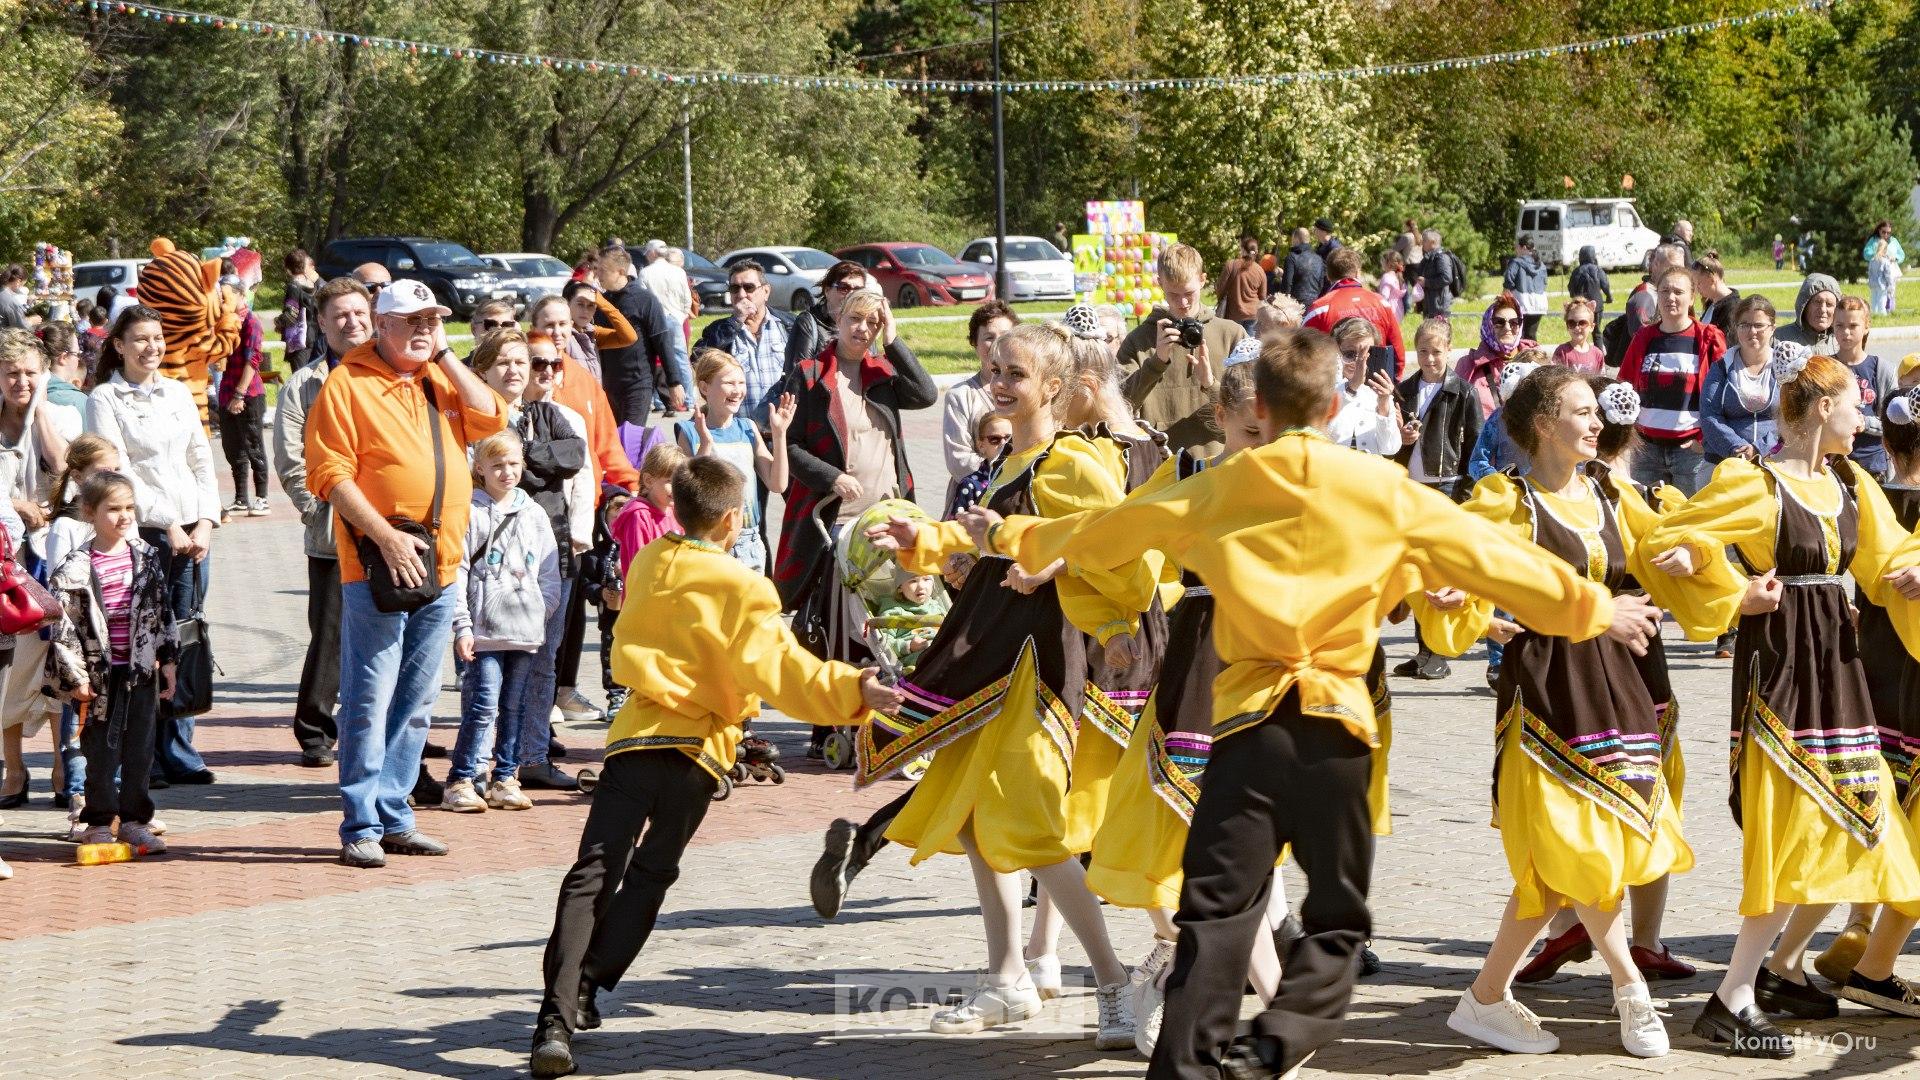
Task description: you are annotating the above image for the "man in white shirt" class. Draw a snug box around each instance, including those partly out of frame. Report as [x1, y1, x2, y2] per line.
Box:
[638, 239, 694, 413]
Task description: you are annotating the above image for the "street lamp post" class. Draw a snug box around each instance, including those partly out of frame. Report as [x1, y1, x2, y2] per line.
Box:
[990, 0, 1007, 301]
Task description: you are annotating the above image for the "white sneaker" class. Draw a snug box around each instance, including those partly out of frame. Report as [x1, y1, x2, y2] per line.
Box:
[1026, 953, 1062, 1000]
[77, 825, 115, 846]
[1131, 937, 1175, 1058]
[147, 817, 167, 836]
[118, 821, 166, 855]
[1094, 980, 1136, 1050]
[1447, 988, 1559, 1053]
[555, 688, 603, 722]
[0, 854, 11, 879]
[1614, 982, 1669, 1057]
[440, 779, 487, 813]
[484, 777, 533, 811]
[929, 976, 1042, 1034]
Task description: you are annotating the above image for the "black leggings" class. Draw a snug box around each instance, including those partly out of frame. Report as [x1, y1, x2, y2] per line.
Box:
[217, 394, 269, 499]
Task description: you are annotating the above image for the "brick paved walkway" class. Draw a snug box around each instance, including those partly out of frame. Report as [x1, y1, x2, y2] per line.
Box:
[2, 398, 1918, 1077]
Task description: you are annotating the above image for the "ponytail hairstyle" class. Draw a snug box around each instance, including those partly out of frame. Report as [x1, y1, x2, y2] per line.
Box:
[97, 303, 164, 388]
[1774, 346, 1853, 429]
[52, 433, 119, 518]
[1062, 305, 1134, 432]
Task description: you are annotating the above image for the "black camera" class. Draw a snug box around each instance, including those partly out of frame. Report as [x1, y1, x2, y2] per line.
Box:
[1169, 317, 1206, 349]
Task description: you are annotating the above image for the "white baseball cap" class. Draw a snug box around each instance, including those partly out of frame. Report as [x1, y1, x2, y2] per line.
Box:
[642, 239, 668, 257]
[375, 278, 452, 318]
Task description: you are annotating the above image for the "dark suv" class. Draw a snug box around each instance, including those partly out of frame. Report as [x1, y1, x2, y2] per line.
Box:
[317, 236, 515, 318]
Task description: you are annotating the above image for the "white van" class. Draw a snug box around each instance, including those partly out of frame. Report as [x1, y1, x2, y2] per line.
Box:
[1514, 198, 1662, 271]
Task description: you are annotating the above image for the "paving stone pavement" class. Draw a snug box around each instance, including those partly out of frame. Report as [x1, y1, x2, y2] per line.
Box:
[2, 394, 1919, 1078]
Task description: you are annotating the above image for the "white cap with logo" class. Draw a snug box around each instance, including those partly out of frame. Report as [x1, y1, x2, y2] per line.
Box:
[375, 279, 452, 318]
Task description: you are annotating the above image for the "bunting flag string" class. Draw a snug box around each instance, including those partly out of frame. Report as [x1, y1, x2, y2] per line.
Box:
[53, 0, 1837, 94]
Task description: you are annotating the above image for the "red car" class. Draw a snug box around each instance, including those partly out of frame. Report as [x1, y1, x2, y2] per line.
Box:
[834, 242, 996, 308]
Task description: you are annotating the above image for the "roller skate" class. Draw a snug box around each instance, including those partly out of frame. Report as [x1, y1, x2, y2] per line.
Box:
[728, 735, 786, 789]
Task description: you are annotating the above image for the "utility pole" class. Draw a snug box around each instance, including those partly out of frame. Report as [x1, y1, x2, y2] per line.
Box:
[681, 94, 695, 252]
[990, 0, 1008, 301]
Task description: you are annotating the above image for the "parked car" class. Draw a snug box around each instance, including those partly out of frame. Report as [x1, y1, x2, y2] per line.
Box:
[1514, 198, 1663, 272]
[958, 236, 1074, 301]
[317, 236, 515, 318]
[835, 243, 995, 308]
[72, 259, 149, 309]
[480, 253, 572, 312]
[621, 245, 729, 316]
[717, 246, 839, 313]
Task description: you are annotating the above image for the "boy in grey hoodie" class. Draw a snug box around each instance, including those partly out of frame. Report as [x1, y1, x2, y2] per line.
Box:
[446, 432, 564, 812]
[1777, 273, 1841, 355]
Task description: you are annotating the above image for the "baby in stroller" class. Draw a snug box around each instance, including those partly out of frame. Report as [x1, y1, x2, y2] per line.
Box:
[814, 499, 949, 771]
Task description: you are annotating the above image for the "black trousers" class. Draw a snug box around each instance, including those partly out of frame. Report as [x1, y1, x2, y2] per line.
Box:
[854, 785, 915, 861]
[294, 556, 341, 752]
[1521, 314, 1543, 340]
[1149, 692, 1375, 1079]
[217, 394, 269, 499]
[538, 749, 713, 1034]
[79, 666, 161, 827]
[603, 372, 656, 429]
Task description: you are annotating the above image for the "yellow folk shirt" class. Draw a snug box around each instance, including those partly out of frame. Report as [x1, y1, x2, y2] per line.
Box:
[993, 434, 1616, 747]
[605, 535, 878, 779]
[1641, 458, 1920, 648]
[904, 432, 1159, 644]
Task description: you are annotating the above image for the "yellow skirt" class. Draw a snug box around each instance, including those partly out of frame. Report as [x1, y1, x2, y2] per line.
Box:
[884, 651, 1076, 874]
[1496, 719, 1695, 920]
[1062, 703, 1126, 856]
[1085, 705, 1391, 912]
[1737, 739, 1920, 917]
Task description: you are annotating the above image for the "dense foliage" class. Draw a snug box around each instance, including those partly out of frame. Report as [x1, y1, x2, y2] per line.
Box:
[2, 0, 1915, 277]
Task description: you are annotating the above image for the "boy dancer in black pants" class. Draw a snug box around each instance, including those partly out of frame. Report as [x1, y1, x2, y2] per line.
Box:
[531, 457, 901, 1077]
[963, 329, 1660, 1077]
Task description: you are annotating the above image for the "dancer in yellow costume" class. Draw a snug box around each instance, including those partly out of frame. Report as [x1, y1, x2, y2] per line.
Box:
[860, 322, 1149, 1049]
[1418, 366, 1692, 1059]
[1643, 349, 1920, 1058]
[961, 329, 1661, 1079]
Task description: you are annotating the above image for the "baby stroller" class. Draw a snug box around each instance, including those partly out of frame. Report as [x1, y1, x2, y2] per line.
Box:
[800, 499, 945, 775]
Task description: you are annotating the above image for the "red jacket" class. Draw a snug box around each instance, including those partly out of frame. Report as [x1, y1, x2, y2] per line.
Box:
[1303, 279, 1407, 378]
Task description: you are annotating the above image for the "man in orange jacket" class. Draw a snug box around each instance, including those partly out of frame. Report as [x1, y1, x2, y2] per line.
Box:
[1304, 246, 1407, 379]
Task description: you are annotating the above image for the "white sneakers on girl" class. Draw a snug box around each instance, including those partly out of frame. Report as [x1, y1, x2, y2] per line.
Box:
[1615, 982, 1670, 1057]
[485, 778, 534, 811]
[1026, 954, 1062, 1000]
[1447, 988, 1559, 1053]
[1094, 981, 1138, 1051]
[929, 976, 1042, 1034]
[1132, 937, 1177, 1057]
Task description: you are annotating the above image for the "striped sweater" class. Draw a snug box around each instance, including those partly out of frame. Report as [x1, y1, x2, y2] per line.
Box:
[1621, 319, 1726, 441]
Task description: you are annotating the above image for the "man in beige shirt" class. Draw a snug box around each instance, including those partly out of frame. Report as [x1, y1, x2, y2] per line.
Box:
[1117, 243, 1247, 456]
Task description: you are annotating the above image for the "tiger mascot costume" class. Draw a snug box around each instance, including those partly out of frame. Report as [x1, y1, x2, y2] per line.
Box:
[138, 237, 242, 420]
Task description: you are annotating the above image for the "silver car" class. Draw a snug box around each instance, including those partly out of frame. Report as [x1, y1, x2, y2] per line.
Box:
[480, 253, 573, 314]
[958, 236, 1075, 301]
[717, 246, 839, 312]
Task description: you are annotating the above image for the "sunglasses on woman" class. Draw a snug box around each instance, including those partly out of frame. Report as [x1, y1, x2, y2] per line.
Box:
[1490, 316, 1523, 329]
[531, 357, 563, 372]
[477, 318, 517, 332]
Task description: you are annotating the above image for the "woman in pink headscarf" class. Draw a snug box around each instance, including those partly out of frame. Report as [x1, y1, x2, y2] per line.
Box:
[1455, 292, 1537, 417]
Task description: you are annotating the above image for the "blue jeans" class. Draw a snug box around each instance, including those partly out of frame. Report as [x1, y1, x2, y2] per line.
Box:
[139, 527, 210, 779]
[518, 581, 570, 768]
[336, 581, 455, 844]
[657, 334, 693, 408]
[453, 649, 534, 784]
[58, 703, 85, 798]
[731, 527, 767, 575]
[1632, 439, 1709, 498]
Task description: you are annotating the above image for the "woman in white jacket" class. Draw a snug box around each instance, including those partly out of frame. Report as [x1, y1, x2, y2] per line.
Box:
[84, 305, 220, 786]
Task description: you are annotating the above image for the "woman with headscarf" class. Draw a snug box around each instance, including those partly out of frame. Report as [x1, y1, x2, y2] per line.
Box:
[1455, 293, 1536, 419]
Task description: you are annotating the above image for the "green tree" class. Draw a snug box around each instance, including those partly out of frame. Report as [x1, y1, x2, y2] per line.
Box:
[1773, 82, 1918, 281]
[0, 0, 121, 255]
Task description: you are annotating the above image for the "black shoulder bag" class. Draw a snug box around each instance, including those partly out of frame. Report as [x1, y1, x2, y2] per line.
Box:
[170, 556, 217, 717]
[356, 380, 447, 613]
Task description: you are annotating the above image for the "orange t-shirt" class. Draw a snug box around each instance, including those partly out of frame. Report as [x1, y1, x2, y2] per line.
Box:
[550, 359, 639, 494]
[304, 343, 508, 586]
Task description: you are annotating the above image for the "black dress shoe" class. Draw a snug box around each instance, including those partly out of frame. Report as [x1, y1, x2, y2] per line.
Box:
[411, 767, 444, 807]
[1691, 992, 1793, 1058]
[422, 741, 449, 759]
[147, 774, 171, 790]
[1220, 1035, 1291, 1079]
[577, 983, 601, 1030]
[519, 762, 579, 791]
[52, 792, 70, 810]
[529, 1020, 576, 1078]
[0, 786, 26, 809]
[1359, 944, 1382, 977]
[168, 769, 217, 785]
[548, 737, 568, 761]
[1755, 965, 1839, 1019]
[301, 747, 336, 768]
